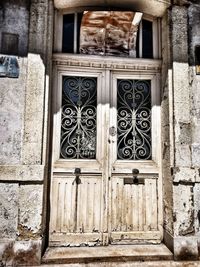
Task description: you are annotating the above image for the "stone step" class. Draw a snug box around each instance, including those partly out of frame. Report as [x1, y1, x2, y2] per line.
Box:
[41, 262, 200, 267]
[42, 244, 173, 264]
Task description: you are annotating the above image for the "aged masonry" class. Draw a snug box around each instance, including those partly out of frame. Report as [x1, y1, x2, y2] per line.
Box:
[0, 0, 200, 265]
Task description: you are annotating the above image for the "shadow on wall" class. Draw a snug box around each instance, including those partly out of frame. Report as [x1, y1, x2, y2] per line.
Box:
[0, 0, 30, 58]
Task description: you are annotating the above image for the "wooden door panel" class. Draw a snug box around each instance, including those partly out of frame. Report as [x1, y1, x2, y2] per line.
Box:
[109, 73, 162, 244]
[50, 176, 103, 246]
[110, 177, 160, 243]
[50, 69, 162, 246]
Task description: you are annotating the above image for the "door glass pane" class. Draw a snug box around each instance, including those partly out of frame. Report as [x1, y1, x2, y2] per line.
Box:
[117, 79, 151, 160]
[62, 14, 74, 53]
[60, 76, 97, 159]
[77, 12, 83, 53]
[142, 19, 153, 59]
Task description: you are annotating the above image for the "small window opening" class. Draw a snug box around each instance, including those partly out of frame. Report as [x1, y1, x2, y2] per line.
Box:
[142, 19, 153, 58]
[1, 32, 19, 55]
[62, 14, 74, 53]
[62, 12, 154, 59]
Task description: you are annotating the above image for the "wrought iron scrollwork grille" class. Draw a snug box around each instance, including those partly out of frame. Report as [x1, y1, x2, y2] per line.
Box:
[60, 76, 97, 159]
[117, 79, 151, 160]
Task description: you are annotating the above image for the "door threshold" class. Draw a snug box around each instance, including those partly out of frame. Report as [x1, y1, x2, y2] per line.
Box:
[42, 244, 173, 264]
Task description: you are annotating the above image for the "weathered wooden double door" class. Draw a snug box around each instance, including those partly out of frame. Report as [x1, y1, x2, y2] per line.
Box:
[49, 67, 162, 246]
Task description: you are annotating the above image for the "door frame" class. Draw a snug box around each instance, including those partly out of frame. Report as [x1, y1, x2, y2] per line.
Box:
[50, 54, 163, 246]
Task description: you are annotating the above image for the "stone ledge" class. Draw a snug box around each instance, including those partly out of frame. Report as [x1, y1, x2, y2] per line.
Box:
[0, 165, 45, 182]
[42, 244, 173, 264]
[40, 261, 200, 267]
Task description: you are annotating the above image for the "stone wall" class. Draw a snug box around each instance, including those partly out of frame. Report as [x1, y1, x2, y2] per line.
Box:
[0, 58, 27, 164]
[0, 0, 30, 56]
[162, 2, 200, 260]
[189, 0, 200, 255]
[0, 0, 53, 265]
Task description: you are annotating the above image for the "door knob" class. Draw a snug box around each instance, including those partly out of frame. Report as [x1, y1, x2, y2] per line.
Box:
[109, 126, 116, 136]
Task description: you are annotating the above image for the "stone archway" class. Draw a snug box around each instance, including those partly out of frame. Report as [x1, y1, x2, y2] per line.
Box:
[54, 0, 170, 17]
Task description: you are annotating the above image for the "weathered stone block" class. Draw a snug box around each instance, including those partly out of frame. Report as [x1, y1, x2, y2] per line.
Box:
[0, 112, 23, 164]
[18, 185, 43, 236]
[29, 1, 48, 56]
[0, 240, 14, 266]
[192, 143, 200, 167]
[171, 6, 188, 62]
[174, 236, 198, 261]
[188, 4, 200, 65]
[0, 184, 18, 239]
[24, 112, 44, 143]
[173, 63, 190, 123]
[22, 142, 43, 165]
[0, 165, 45, 182]
[0, 239, 42, 266]
[193, 184, 200, 233]
[13, 240, 42, 266]
[173, 167, 196, 183]
[175, 144, 191, 168]
[22, 54, 45, 165]
[177, 122, 192, 145]
[0, 58, 27, 165]
[173, 184, 194, 237]
[191, 119, 200, 144]
[195, 168, 200, 183]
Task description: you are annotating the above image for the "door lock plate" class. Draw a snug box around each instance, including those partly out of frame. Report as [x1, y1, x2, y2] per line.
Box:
[124, 177, 145, 185]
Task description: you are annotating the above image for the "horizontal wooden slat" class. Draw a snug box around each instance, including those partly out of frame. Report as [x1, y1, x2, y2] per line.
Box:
[110, 231, 162, 242]
[49, 233, 102, 247]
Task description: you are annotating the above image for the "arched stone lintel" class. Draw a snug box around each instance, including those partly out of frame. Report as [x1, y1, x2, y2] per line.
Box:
[54, 0, 171, 17]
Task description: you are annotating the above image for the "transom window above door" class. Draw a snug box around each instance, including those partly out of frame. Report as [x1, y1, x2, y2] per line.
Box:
[54, 10, 161, 59]
[50, 2, 163, 247]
